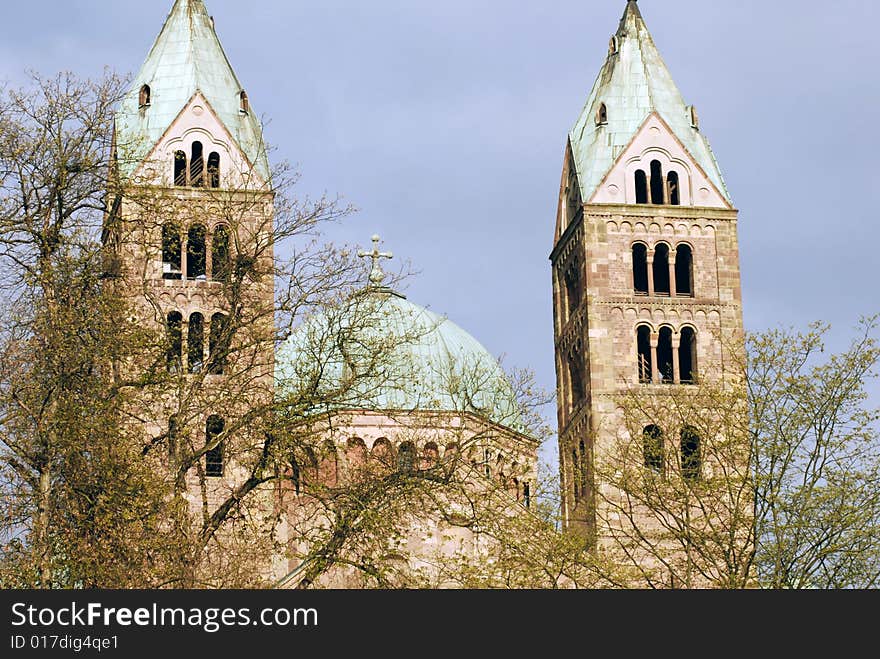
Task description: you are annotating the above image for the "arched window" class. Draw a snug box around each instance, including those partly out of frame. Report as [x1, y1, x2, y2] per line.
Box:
[667, 171, 681, 206]
[161, 223, 182, 279]
[190, 141, 204, 187]
[139, 84, 151, 107]
[632, 243, 649, 294]
[635, 169, 648, 204]
[211, 225, 231, 283]
[346, 437, 368, 473]
[679, 326, 698, 384]
[579, 439, 588, 499]
[568, 351, 585, 407]
[187, 224, 207, 279]
[596, 103, 608, 126]
[397, 442, 417, 473]
[239, 91, 249, 114]
[564, 260, 581, 318]
[637, 325, 652, 383]
[681, 426, 701, 480]
[174, 151, 187, 187]
[188, 312, 204, 373]
[319, 440, 338, 487]
[523, 482, 531, 509]
[650, 160, 665, 204]
[675, 244, 693, 297]
[205, 415, 225, 477]
[658, 326, 674, 384]
[422, 442, 439, 470]
[288, 455, 301, 495]
[571, 448, 581, 501]
[166, 311, 183, 373]
[653, 243, 670, 295]
[643, 425, 663, 472]
[207, 152, 220, 188]
[208, 313, 229, 375]
[608, 36, 619, 55]
[371, 438, 394, 470]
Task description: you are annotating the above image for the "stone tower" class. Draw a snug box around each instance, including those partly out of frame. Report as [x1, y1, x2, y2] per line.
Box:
[551, 1, 744, 541]
[106, 0, 275, 547]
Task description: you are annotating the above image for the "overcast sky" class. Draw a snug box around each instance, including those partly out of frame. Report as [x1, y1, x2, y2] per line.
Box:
[2, 0, 878, 468]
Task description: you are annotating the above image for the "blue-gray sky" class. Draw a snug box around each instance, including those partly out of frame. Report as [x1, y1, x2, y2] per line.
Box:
[2, 0, 878, 468]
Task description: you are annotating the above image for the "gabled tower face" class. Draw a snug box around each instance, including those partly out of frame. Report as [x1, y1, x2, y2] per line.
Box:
[107, 0, 276, 572]
[551, 1, 744, 540]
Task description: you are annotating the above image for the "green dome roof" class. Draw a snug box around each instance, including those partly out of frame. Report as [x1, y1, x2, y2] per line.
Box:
[276, 288, 522, 430]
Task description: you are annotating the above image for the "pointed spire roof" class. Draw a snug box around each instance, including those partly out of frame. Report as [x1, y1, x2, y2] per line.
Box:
[569, 1, 730, 203]
[115, 0, 269, 180]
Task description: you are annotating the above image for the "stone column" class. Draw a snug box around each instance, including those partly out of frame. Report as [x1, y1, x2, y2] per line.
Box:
[205, 232, 213, 281]
[671, 333, 681, 384]
[180, 235, 188, 282]
[650, 333, 660, 384]
[669, 252, 677, 298]
[647, 250, 655, 297]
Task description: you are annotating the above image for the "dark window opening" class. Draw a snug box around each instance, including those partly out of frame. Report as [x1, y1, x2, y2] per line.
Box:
[650, 160, 665, 204]
[596, 103, 608, 126]
[188, 312, 204, 374]
[635, 169, 648, 204]
[190, 141, 204, 187]
[523, 482, 531, 509]
[484, 449, 491, 478]
[653, 243, 670, 295]
[632, 243, 649, 294]
[205, 415, 225, 477]
[658, 326, 674, 384]
[422, 442, 439, 470]
[572, 449, 581, 501]
[208, 313, 229, 375]
[207, 152, 220, 188]
[675, 244, 693, 297]
[139, 84, 151, 108]
[174, 151, 187, 187]
[679, 326, 697, 384]
[564, 261, 581, 319]
[681, 427, 701, 481]
[166, 311, 183, 373]
[239, 91, 249, 114]
[667, 171, 680, 206]
[397, 442, 417, 473]
[371, 438, 394, 469]
[187, 224, 207, 279]
[637, 325, 652, 383]
[643, 425, 663, 472]
[579, 439, 588, 499]
[569, 352, 585, 406]
[212, 225, 231, 282]
[162, 223, 182, 280]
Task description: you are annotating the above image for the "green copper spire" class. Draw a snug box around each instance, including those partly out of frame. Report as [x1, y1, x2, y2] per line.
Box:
[569, 1, 730, 203]
[114, 0, 269, 180]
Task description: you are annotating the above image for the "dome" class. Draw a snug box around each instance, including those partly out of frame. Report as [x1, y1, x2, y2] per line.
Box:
[275, 287, 522, 430]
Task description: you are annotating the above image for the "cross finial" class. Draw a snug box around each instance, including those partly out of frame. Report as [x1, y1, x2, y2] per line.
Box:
[357, 234, 393, 286]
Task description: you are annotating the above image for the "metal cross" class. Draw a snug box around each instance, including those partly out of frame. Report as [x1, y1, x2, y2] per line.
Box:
[357, 234, 393, 286]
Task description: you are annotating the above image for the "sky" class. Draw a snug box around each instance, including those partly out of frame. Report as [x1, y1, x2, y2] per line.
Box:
[2, 0, 878, 469]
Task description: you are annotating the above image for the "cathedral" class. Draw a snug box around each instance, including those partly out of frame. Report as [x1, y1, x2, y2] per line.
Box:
[107, 0, 743, 587]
